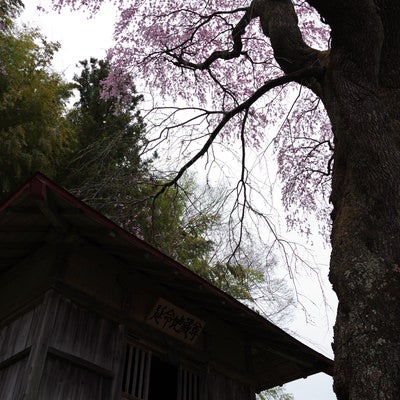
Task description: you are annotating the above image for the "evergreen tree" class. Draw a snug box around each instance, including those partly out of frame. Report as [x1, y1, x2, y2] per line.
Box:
[58, 57, 148, 223]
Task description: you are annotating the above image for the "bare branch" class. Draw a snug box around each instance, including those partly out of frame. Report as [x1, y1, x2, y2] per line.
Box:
[154, 66, 324, 199]
[228, 108, 249, 262]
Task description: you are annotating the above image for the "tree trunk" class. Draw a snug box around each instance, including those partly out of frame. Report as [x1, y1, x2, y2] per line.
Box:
[319, 2, 400, 398]
[328, 86, 400, 399]
[257, 1, 400, 396]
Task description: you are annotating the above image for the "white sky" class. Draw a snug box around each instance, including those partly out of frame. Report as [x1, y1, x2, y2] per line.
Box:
[20, 2, 337, 399]
[20, 1, 116, 80]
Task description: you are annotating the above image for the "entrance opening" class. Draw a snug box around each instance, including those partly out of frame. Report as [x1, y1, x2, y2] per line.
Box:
[121, 342, 202, 400]
[148, 356, 178, 400]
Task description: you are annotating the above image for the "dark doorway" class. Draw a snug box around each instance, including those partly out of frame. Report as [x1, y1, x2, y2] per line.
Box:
[148, 355, 178, 400]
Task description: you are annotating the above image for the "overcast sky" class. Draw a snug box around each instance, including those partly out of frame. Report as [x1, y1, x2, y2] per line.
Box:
[20, 1, 116, 79]
[20, 2, 337, 399]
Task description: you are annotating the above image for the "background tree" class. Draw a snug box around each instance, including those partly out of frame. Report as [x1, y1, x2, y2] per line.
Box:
[0, 23, 73, 198]
[50, 1, 400, 399]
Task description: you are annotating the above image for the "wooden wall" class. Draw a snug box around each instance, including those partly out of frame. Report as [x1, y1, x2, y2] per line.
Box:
[0, 291, 124, 400]
[0, 244, 258, 400]
[48, 295, 122, 372]
[0, 357, 28, 400]
[207, 372, 255, 400]
[38, 355, 112, 400]
[0, 304, 42, 399]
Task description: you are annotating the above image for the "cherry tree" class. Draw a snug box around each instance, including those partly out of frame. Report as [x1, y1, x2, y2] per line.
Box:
[49, 0, 400, 399]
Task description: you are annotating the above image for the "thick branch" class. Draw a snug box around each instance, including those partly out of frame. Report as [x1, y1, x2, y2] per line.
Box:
[253, 0, 324, 74]
[166, 7, 255, 70]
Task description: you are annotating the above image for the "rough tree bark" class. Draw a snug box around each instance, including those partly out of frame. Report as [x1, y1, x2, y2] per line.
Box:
[320, 2, 400, 399]
[258, 0, 400, 398]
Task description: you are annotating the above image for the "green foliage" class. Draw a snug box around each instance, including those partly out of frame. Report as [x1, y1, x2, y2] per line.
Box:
[140, 184, 217, 265]
[258, 387, 294, 400]
[0, 24, 74, 198]
[0, 0, 24, 31]
[192, 260, 265, 301]
[145, 185, 269, 303]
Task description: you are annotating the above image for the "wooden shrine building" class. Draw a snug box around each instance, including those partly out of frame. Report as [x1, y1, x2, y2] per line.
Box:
[0, 173, 333, 399]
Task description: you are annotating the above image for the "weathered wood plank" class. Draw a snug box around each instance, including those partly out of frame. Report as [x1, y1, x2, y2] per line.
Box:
[0, 355, 28, 400]
[37, 355, 112, 400]
[0, 305, 41, 364]
[48, 296, 120, 370]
